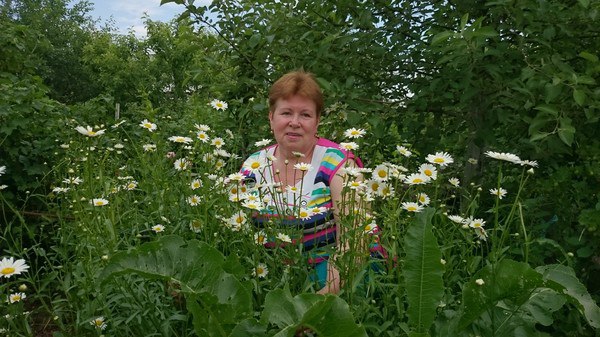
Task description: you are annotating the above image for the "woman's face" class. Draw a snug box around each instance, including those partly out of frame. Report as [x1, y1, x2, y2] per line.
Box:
[269, 95, 319, 156]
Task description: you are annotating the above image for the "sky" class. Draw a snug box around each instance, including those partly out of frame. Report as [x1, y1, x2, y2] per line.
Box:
[87, 0, 210, 37]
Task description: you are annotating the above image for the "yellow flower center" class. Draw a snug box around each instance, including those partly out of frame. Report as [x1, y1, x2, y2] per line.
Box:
[95, 201, 104, 206]
[378, 170, 387, 178]
[1, 267, 15, 275]
[434, 158, 444, 163]
[424, 169, 432, 176]
[371, 183, 380, 191]
[251, 162, 260, 169]
[408, 206, 417, 211]
[413, 178, 423, 183]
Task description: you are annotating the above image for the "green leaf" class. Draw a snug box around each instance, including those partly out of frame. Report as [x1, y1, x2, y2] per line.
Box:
[558, 117, 575, 146]
[100, 235, 253, 336]
[458, 259, 545, 331]
[536, 264, 600, 328]
[533, 104, 559, 116]
[229, 318, 268, 337]
[404, 208, 444, 335]
[431, 31, 454, 45]
[262, 289, 368, 337]
[573, 89, 586, 105]
[579, 51, 599, 63]
[530, 131, 551, 142]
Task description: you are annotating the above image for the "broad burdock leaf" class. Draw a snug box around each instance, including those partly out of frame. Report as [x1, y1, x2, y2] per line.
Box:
[536, 264, 600, 329]
[404, 207, 444, 335]
[100, 235, 252, 337]
[262, 288, 368, 337]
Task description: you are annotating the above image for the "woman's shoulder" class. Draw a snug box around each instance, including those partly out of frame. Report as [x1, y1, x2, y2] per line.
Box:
[316, 138, 363, 168]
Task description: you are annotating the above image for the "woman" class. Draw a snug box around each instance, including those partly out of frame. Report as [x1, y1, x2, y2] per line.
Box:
[240, 70, 362, 294]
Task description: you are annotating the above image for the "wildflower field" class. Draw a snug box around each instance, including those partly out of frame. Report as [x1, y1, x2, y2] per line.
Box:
[2, 0, 600, 336]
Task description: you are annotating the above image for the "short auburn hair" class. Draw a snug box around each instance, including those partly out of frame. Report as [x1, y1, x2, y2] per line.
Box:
[268, 70, 323, 117]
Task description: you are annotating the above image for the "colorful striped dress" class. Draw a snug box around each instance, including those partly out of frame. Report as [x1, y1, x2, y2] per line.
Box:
[240, 138, 362, 286]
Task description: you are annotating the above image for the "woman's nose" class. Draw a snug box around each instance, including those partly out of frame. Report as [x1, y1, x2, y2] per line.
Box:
[289, 114, 300, 126]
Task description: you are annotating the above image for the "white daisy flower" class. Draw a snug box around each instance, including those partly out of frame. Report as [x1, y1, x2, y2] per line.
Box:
[416, 193, 430, 205]
[344, 180, 365, 190]
[426, 151, 454, 167]
[293, 162, 312, 172]
[364, 221, 378, 234]
[276, 233, 292, 243]
[209, 99, 228, 110]
[340, 142, 359, 151]
[474, 227, 488, 241]
[190, 220, 202, 233]
[194, 124, 211, 131]
[124, 181, 137, 191]
[343, 128, 366, 139]
[447, 215, 466, 224]
[211, 137, 224, 148]
[190, 179, 203, 190]
[0, 166, 6, 176]
[448, 177, 460, 187]
[404, 173, 430, 185]
[63, 177, 83, 185]
[372, 164, 390, 181]
[519, 159, 538, 167]
[152, 224, 165, 233]
[242, 200, 263, 211]
[490, 187, 507, 199]
[0, 257, 29, 278]
[168, 136, 193, 144]
[252, 263, 268, 278]
[475, 278, 485, 286]
[143, 144, 156, 152]
[297, 208, 314, 220]
[90, 317, 107, 330]
[75, 126, 105, 137]
[419, 163, 438, 180]
[174, 158, 191, 171]
[8, 292, 26, 304]
[484, 151, 521, 165]
[366, 179, 381, 194]
[230, 211, 247, 226]
[396, 145, 412, 157]
[402, 202, 424, 212]
[254, 231, 267, 245]
[227, 173, 245, 182]
[139, 119, 157, 132]
[52, 187, 70, 193]
[378, 183, 395, 198]
[91, 198, 109, 207]
[187, 195, 201, 206]
[244, 158, 267, 173]
[255, 139, 272, 147]
[469, 218, 486, 229]
[196, 131, 210, 143]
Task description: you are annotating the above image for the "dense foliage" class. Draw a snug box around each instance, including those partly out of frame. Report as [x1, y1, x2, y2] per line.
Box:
[1, 0, 599, 336]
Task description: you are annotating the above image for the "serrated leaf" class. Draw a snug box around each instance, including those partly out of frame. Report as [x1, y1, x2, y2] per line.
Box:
[404, 208, 444, 334]
[536, 264, 600, 328]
